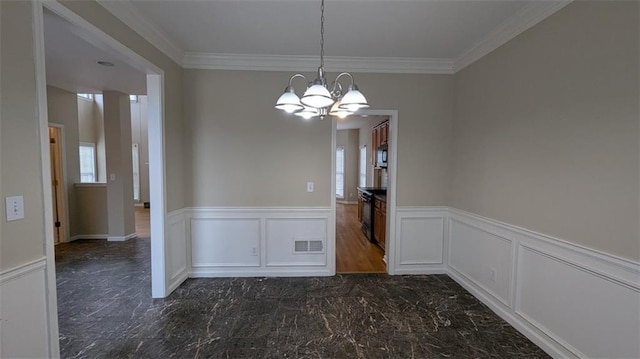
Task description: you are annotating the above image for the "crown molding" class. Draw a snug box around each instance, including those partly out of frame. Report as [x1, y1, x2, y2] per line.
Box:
[96, 0, 184, 66]
[183, 53, 455, 74]
[94, 0, 572, 75]
[454, 0, 572, 72]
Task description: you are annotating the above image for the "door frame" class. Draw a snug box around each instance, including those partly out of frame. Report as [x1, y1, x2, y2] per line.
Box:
[47, 124, 70, 244]
[33, 1, 169, 354]
[331, 109, 399, 275]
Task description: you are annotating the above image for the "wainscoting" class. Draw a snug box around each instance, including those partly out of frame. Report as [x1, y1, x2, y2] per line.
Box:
[163, 205, 639, 358]
[0, 258, 51, 358]
[393, 207, 448, 275]
[168, 207, 334, 279]
[448, 208, 640, 359]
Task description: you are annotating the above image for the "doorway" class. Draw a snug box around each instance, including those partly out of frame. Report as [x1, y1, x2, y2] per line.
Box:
[48, 125, 66, 244]
[334, 114, 394, 273]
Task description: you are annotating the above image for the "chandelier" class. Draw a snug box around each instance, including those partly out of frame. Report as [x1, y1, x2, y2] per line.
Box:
[275, 0, 369, 120]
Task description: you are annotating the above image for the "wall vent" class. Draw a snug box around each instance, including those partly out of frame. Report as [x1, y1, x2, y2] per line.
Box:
[293, 239, 324, 254]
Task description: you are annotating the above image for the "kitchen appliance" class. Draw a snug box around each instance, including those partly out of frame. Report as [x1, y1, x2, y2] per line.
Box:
[376, 144, 388, 168]
[361, 191, 373, 241]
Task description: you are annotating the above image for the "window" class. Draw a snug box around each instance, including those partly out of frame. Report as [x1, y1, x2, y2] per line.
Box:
[132, 143, 140, 201]
[336, 146, 345, 198]
[359, 146, 367, 187]
[77, 93, 93, 100]
[129, 95, 138, 102]
[79, 143, 97, 182]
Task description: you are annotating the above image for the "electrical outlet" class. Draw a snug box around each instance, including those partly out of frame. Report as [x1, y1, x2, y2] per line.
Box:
[251, 246, 258, 256]
[306, 182, 314, 192]
[490, 268, 497, 282]
[5, 196, 24, 221]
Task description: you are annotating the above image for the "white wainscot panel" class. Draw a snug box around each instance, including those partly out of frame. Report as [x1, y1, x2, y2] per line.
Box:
[191, 218, 260, 267]
[516, 246, 640, 359]
[0, 259, 50, 358]
[397, 216, 444, 266]
[266, 218, 327, 267]
[168, 213, 187, 281]
[449, 218, 513, 306]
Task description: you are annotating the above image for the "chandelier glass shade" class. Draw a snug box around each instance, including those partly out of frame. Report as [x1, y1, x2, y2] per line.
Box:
[274, 0, 368, 119]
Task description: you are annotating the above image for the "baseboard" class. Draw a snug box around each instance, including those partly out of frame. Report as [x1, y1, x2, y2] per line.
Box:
[190, 268, 333, 278]
[336, 200, 357, 205]
[69, 234, 108, 241]
[448, 208, 640, 358]
[167, 270, 189, 294]
[447, 268, 575, 358]
[107, 233, 137, 242]
[393, 267, 447, 275]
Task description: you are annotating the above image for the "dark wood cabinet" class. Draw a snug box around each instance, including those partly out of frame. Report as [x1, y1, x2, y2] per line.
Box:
[371, 120, 389, 166]
[357, 191, 364, 223]
[373, 197, 386, 251]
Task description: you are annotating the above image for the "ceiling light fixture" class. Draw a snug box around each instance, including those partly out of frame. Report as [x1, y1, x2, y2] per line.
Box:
[275, 0, 369, 120]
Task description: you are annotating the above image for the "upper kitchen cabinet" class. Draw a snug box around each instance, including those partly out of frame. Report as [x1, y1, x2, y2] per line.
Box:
[371, 120, 389, 166]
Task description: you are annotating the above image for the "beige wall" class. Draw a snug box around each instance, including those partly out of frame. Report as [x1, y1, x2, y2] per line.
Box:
[0, 1, 47, 271]
[336, 129, 359, 202]
[184, 70, 454, 207]
[47, 86, 81, 238]
[103, 91, 136, 237]
[75, 184, 108, 235]
[451, 1, 639, 260]
[60, 0, 184, 211]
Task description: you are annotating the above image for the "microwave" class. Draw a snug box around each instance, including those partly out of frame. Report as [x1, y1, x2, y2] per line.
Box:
[376, 144, 388, 168]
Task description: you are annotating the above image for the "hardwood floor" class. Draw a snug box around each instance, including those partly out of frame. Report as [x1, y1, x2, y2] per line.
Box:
[336, 203, 386, 273]
[134, 206, 150, 238]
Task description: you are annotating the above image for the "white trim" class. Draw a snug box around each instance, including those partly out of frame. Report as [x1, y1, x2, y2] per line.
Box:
[454, 1, 572, 72]
[446, 268, 576, 359]
[69, 234, 108, 241]
[183, 53, 454, 74]
[33, 2, 60, 357]
[447, 208, 640, 358]
[95, 0, 183, 66]
[85, 1, 570, 74]
[42, 1, 169, 299]
[191, 268, 333, 278]
[0, 257, 47, 285]
[107, 233, 137, 242]
[449, 208, 640, 285]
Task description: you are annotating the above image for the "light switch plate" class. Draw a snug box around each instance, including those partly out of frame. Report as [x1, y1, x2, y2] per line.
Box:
[6, 196, 24, 221]
[306, 182, 314, 192]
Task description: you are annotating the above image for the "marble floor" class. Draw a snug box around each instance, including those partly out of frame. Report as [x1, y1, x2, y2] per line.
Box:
[55, 237, 549, 358]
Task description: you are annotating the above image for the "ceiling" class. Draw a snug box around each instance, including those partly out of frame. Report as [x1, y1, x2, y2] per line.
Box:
[43, 9, 147, 95]
[42, 0, 570, 96]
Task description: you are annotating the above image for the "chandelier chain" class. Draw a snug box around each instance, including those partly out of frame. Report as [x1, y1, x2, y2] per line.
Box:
[320, 0, 325, 69]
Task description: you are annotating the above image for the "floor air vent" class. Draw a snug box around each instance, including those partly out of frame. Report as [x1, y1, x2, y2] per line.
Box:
[293, 240, 324, 254]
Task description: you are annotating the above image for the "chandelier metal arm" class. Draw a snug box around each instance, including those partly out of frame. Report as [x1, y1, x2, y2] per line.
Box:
[287, 73, 309, 88]
[274, 0, 369, 120]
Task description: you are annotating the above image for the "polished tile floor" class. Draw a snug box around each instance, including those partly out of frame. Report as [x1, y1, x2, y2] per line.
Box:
[56, 237, 549, 358]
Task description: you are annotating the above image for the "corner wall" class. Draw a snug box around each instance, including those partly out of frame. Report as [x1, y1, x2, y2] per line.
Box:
[451, 1, 639, 261]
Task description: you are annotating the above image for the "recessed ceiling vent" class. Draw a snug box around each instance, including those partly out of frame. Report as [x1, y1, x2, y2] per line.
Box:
[293, 239, 324, 254]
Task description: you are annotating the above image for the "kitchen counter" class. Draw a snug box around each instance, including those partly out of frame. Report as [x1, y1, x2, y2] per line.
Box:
[357, 187, 387, 195]
[374, 194, 386, 202]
